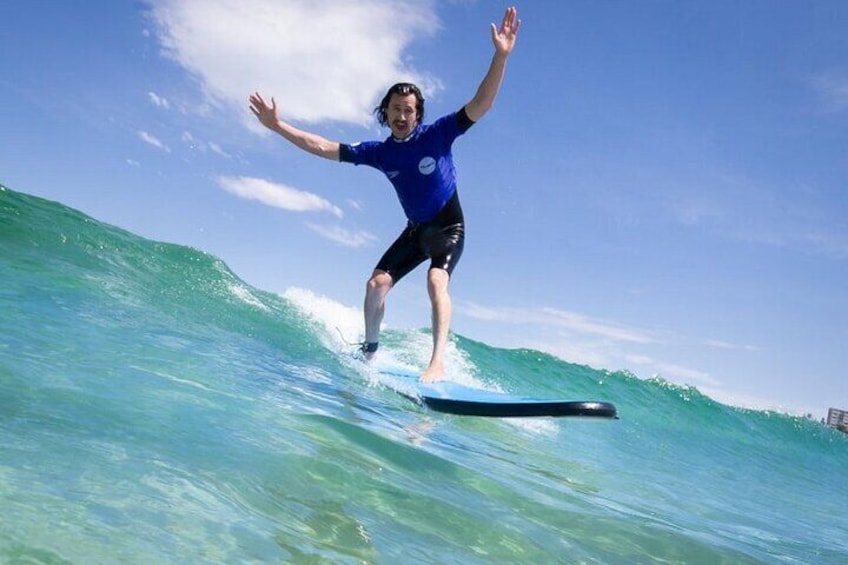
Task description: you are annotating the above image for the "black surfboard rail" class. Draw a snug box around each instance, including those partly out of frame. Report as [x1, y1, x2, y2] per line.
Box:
[416, 394, 618, 419]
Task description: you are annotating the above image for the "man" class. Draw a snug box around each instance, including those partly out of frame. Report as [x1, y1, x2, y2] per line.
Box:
[249, 7, 520, 382]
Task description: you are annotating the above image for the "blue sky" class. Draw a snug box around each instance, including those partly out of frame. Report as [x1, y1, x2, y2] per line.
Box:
[2, 1, 846, 417]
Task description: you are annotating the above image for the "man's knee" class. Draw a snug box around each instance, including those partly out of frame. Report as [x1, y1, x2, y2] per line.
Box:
[427, 268, 450, 297]
[367, 270, 393, 295]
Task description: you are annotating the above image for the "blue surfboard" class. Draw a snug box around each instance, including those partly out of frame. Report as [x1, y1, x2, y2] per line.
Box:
[406, 382, 618, 419]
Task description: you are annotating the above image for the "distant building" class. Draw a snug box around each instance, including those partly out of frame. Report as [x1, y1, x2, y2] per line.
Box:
[827, 408, 848, 433]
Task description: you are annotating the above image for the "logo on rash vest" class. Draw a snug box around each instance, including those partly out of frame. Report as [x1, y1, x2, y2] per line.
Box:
[418, 156, 436, 175]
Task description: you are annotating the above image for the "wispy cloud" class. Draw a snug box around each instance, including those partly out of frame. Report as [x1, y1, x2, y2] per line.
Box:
[147, 91, 170, 109]
[181, 131, 198, 147]
[704, 339, 759, 352]
[346, 199, 365, 212]
[148, 0, 441, 126]
[458, 301, 730, 391]
[208, 142, 231, 159]
[811, 70, 848, 112]
[181, 131, 232, 158]
[663, 171, 848, 260]
[460, 302, 656, 344]
[305, 222, 378, 248]
[724, 212, 848, 260]
[217, 175, 342, 217]
[138, 130, 170, 152]
[625, 354, 720, 387]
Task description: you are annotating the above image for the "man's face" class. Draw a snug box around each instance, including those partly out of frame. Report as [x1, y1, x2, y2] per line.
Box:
[386, 93, 419, 139]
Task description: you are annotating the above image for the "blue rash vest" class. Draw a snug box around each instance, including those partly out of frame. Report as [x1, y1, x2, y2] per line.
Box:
[339, 109, 474, 223]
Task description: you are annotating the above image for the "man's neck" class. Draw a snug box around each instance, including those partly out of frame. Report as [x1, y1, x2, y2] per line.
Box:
[392, 124, 418, 142]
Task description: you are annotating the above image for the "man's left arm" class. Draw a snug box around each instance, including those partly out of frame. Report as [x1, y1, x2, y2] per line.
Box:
[464, 6, 521, 123]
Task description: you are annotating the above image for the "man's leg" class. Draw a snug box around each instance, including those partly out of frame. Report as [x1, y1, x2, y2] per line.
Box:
[363, 270, 393, 360]
[420, 268, 451, 383]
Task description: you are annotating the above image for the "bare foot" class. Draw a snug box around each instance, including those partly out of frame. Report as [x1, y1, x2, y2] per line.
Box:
[419, 363, 445, 383]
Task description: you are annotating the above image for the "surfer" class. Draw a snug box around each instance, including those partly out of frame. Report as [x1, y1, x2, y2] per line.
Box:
[249, 7, 520, 383]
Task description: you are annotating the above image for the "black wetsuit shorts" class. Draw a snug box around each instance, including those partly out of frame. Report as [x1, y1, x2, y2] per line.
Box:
[375, 191, 465, 284]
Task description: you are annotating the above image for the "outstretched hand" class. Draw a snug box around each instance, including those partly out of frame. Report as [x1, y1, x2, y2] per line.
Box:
[249, 92, 279, 130]
[491, 6, 520, 55]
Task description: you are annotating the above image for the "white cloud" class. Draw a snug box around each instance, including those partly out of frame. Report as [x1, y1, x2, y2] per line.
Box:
[179, 131, 233, 159]
[217, 175, 342, 217]
[460, 302, 656, 344]
[723, 208, 848, 260]
[511, 336, 619, 370]
[704, 339, 759, 352]
[811, 71, 848, 112]
[624, 354, 720, 388]
[663, 171, 848, 260]
[305, 222, 378, 248]
[458, 301, 727, 392]
[795, 230, 848, 260]
[148, 0, 440, 126]
[138, 130, 170, 152]
[696, 386, 814, 415]
[346, 198, 365, 212]
[147, 91, 170, 109]
[208, 142, 231, 159]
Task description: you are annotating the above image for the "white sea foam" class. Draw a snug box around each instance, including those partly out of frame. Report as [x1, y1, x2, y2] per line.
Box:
[228, 283, 269, 311]
[279, 287, 558, 433]
[281, 286, 487, 391]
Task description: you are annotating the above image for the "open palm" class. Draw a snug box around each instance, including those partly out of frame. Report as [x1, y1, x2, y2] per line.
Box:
[491, 6, 520, 55]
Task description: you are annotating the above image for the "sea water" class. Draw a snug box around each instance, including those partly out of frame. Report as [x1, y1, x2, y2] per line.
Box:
[1, 184, 846, 564]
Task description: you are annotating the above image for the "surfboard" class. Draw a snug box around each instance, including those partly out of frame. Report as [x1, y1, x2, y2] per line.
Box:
[405, 382, 618, 418]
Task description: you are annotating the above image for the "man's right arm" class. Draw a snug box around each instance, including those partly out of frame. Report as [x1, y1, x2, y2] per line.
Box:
[266, 118, 341, 161]
[249, 92, 340, 161]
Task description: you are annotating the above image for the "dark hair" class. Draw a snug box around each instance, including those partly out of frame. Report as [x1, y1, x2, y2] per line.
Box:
[373, 82, 425, 127]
